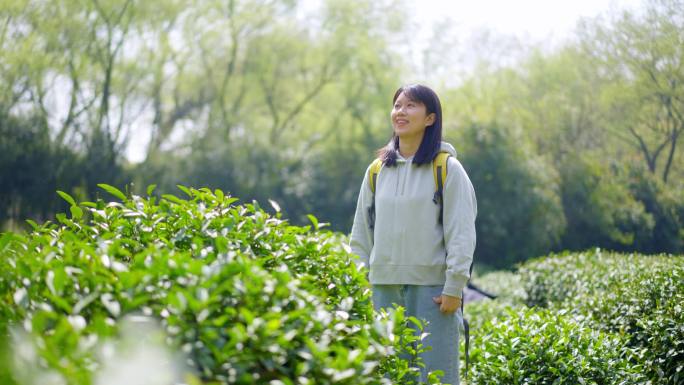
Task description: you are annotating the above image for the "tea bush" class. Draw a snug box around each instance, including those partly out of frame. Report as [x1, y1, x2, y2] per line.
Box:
[464, 270, 526, 332]
[519, 249, 684, 384]
[471, 270, 526, 306]
[463, 301, 513, 334]
[519, 249, 672, 308]
[0, 185, 441, 385]
[469, 307, 645, 384]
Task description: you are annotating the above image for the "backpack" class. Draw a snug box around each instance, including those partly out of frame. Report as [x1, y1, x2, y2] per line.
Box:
[365, 151, 473, 379]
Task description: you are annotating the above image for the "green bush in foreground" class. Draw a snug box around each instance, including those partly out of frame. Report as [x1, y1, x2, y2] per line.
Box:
[469, 307, 645, 384]
[519, 249, 684, 384]
[0, 185, 441, 385]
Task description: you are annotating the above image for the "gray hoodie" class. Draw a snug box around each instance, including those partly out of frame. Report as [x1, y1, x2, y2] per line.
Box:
[349, 141, 477, 297]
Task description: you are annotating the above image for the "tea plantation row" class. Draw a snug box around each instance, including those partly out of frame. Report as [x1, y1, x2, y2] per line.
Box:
[2, 185, 682, 384]
[467, 249, 683, 385]
[0, 186, 438, 385]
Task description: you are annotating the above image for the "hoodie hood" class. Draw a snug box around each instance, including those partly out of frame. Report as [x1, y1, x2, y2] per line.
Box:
[397, 141, 458, 163]
[440, 141, 458, 158]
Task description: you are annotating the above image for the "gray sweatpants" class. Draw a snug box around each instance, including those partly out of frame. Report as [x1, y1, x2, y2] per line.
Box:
[372, 284, 462, 385]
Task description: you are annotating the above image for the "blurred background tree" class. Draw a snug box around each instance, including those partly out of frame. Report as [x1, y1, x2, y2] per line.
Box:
[1, 0, 682, 268]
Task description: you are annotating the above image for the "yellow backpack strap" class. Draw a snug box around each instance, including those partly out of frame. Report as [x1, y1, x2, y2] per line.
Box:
[367, 158, 383, 230]
[369, 158, 383, 194]
[432, 152, 451, 224]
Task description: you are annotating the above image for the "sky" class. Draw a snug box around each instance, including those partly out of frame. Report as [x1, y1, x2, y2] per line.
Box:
[399, 0, 644, 83]
[410, 0, 641, 42]
[126, 0, 644, 162]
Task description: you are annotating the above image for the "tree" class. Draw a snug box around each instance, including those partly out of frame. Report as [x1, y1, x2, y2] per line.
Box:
[101, 0, 408, 234]
[558, 153, 653, 251]
[459, 123, 566, 268]
[0, 107, 81, 229]
[578, 0, 684, 183]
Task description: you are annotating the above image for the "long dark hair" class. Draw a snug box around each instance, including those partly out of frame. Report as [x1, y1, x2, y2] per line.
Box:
[376, 84, 443, 167]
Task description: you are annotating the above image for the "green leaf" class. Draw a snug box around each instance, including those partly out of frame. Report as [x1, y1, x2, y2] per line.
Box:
[57, 190, 77, 206]
[56, 213, 68, 224]
[45, 292, 73, 313]
[97, 183, 127, 201]
[162, 194, 186, 205]
[307, 214, 319, 230]
[25, 219, 40, 230]
[216, 237, 229, 253]
[215, 189, 224, 202]
[147, 184, 157, 196]
[70, 205, 83, 219]
[177, 185, 192, 197]
[53, 267, 67, 295]
[0, 233, 14, 250]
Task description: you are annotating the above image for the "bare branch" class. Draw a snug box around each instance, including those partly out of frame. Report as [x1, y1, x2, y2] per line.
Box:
[269, 62, 339, 144]
[662, 125, 681, 183]
[56, 59, 81, 146]
[259, 73, 280, 134]
[91, 0, 110, 24]
[628, 124, 657, 172]
[0, 15, 11, 48]
[218, 0, 241, 126]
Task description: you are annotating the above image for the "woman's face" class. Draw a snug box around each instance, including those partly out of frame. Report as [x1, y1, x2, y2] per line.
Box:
[391, 92, 435, 140]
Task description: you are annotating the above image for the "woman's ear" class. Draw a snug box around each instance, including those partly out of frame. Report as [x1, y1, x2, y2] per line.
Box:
[425, 112, 436, 126]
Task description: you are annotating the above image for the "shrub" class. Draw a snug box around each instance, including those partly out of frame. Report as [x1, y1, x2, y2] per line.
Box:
[469, 307, 645, 384]
[0, 185, 442, 385]
[471, 270, 526, 306]
[520, 249, 640, 308]
[519, 249, 684, 384]
[463, 301, 514, 337]
[464, 269, 527, 337]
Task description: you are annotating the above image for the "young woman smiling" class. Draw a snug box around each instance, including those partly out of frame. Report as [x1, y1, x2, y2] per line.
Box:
[350, 84, 477, 384]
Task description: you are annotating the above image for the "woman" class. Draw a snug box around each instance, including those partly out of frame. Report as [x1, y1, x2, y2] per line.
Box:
[349, 84, 477, 384]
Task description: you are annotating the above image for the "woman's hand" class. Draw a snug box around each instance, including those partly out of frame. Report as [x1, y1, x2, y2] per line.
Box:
[432, 294, 461, 314]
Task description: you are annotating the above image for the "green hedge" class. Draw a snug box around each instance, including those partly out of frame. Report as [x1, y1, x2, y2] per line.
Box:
[519, 249, 684, 385]
[469, 307, 645, 384]
[471, 270, 526, 305]
[464, 270, 527, 332]
[0, 186, 441, 385]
